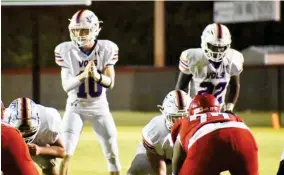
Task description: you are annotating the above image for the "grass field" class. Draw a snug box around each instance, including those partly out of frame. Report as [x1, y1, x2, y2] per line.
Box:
[56, 111, 284, 175]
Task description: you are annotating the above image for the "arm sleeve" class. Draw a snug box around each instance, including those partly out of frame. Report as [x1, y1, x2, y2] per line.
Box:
[8, 129, 39, 175]
[60, 67, 81, 93]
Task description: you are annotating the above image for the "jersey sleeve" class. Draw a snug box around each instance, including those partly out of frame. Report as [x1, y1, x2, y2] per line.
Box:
[230, 51, 244, 76]
[142, 118, 165, 156]
[104, 41, 119, 67]
[142, 122, 157, 153]
[46, 108, 62, 144]
[54, 43, 69, 68]
[179, 50, 191, 74]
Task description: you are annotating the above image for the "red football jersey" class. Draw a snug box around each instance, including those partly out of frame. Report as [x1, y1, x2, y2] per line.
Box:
[172, 112, 244, 150]
[1, 122, 39, 175]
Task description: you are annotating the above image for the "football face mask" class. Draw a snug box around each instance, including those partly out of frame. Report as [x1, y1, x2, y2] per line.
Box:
[68, 9, 102, 47]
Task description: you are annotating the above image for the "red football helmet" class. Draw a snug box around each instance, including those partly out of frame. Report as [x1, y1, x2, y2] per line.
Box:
[188, 94, 220, 115]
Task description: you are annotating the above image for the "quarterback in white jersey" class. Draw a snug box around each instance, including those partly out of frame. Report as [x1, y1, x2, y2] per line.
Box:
[175, 23, 244, 113]
[55, 9, 121, 175]
[5, 97, 64, 175]
[127, 90, 191, 175]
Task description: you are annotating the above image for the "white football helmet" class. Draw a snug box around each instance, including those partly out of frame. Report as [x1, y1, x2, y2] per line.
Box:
[68, 9, 102, 47]
[7, 97, 40, 143]
[201, 23, 231, 62]
[158, 90, 191, 130]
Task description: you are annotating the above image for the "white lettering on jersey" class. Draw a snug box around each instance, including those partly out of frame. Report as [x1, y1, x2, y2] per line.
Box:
[178, 48, 244, 105]
[55, 40, 119, 102]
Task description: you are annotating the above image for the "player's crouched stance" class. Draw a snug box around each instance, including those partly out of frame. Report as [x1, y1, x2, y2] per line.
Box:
[127, 90, 191, 175]
[5, 98, 65, 175]
[1, 101, 39, 175]
[171, 94, 259, 175]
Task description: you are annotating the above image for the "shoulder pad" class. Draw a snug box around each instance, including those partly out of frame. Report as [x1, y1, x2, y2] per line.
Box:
[54, 42, 73, 68]
[98, 40, 119, 67]
[229, 49, 244, 76]
[179, 48, 205, 74]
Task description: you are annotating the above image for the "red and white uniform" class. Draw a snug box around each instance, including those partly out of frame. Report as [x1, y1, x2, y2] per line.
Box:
[1, 122, 39, 175]
[172, 112, 259, 175]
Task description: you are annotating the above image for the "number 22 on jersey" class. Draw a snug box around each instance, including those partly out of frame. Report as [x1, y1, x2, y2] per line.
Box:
[77, 71, 103, 98]
[198, 82, 227, 104]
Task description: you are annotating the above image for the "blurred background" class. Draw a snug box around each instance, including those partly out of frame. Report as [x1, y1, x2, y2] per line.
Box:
[1, 0, 284, 119]
[1, 1, 284, 174]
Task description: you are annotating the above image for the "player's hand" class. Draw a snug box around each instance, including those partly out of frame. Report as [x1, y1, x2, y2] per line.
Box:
[27, 143, 41, 156]
[83, 60, 93, 77]
[89, 61, 100, 81]
[78, 61, 93, 81]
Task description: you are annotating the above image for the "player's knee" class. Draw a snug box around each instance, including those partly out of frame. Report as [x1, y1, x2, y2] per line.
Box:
[62, 131, 80, 155]
[106, 156, 121, 172]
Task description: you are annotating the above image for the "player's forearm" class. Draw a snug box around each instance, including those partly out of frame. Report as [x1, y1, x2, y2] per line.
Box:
[93, 71, 113, 89]
[175, 72, 192, 91]
[146, 151, 167, 175]
[62, 76, 82, 93]
[226, 76, 240, 111]
[61, 68, 86, 92]
[150, 160, 167, 175]
[39, 146, 65, 158]
[172, 141, 186, 175]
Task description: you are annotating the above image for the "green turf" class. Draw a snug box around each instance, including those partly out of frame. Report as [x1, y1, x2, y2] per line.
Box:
[56, 111, 284, 175]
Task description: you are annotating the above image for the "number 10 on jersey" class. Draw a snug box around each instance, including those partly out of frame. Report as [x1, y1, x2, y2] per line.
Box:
[77, 71, 103, 98]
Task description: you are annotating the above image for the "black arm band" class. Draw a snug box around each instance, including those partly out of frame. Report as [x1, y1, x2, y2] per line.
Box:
[96, 73, 112, 88]
[97, 73, 103, 84]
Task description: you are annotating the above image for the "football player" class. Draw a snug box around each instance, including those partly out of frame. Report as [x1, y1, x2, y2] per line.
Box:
[1, 122, 40, 175]
[2, 100, 39, 175]
[54, 9, 121, 175]
[175, 23, 244, 114]
[5, 97, 64, 175]
[171, 94, 259, 175]
[127, 90, 191, 175]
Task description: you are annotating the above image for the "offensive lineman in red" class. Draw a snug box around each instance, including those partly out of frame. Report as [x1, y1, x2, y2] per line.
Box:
[1, 101, 39, 175]
[171, 94, 259, 175]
